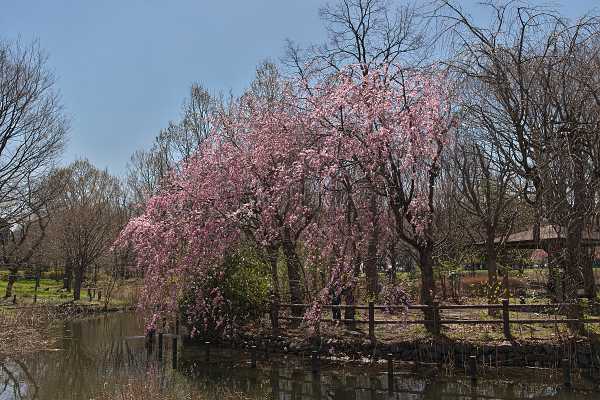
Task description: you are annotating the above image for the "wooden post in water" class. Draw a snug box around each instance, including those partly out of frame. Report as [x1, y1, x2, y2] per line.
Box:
[368, 301, 375, 340]
[250, 345, 257, 368]
[387, 353, 394, 393]
[468, 355, 477, 381]
[502, 299, 511, 339]
[311, 350, 320, 374]
[158, 333, 163, 360]
[12, 294, 16, 304]
[204, 341, 210, 362]
[172, 336, 178, 369]
[312, 369, 322, 400]
[562, 358, 571, 388]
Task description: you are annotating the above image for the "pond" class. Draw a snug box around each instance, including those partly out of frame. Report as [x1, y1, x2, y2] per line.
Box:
[0, 312, 597, 399]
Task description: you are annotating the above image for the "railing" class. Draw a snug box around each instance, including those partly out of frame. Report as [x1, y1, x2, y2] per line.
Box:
[271, 299, 600, 340]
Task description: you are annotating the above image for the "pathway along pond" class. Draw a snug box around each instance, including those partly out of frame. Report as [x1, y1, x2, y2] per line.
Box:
[0, 312, 598, 399]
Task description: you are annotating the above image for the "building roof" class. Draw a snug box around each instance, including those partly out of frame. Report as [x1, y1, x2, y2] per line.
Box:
[500, 224, 600, 249]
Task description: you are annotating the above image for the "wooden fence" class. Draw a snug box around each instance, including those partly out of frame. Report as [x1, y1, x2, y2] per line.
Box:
[271, 299, 600, 340]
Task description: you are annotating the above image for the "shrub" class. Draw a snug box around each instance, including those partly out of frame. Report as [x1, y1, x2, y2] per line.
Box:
[180, 243, 270, 338]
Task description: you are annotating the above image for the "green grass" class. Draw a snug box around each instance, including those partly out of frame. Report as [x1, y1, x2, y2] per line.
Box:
[0, 278, 71, 303]
[0, 278, 141, 307]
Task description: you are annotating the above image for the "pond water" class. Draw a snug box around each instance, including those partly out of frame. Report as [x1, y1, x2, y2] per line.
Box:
[0, 312, 598, 399]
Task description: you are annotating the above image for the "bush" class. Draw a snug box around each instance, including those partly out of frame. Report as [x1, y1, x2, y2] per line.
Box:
[181, 243, 270, 338]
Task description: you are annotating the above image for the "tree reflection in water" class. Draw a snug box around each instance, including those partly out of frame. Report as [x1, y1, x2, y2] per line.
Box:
[0, 312, 597, 399]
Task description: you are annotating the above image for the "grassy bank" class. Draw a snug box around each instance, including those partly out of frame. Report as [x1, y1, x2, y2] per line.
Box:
[0, 278, 141, 357]
[0, 277, 141, 307]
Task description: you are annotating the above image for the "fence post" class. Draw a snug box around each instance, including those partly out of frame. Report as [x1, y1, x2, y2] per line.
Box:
[368, 301, 375, 340]
[432, 301, 440, 335]
[502, 299, 511, 340]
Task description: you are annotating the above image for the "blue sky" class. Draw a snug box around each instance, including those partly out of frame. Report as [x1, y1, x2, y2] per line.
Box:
[1, 0, 596, 176]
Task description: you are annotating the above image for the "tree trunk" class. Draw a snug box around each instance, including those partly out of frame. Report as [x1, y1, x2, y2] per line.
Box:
[559, 135, 586, 333]
[63, 258, 73, 291]
[485, 239, 499, 316]
[419, 245, 439, 335]
[73, 262, 84, 301]
[582, 247, 596, 300]
[343, 287, 355, 328]
[267, 245, 280, 332]
[564, 218, 585, 334]
[268, 245, 280, 303]
[365, 195, 380, 300]
[388, 244, 398, 285]
[344, 255, 361, 329]
[547, 255, 562, 302]
[364, 233, 380, 300]
[503, 268, 510, 298]
[282, 238, 304, 321]
[441, 274, 447, 300]
[4, 269, 17, 298]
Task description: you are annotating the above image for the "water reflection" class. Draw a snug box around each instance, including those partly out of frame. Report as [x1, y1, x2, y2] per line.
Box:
[0, 313, 597, 400]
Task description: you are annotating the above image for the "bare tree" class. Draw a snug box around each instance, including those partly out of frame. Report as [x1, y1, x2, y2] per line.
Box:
[451, 135, 519, 310]
[172, 83, 214, 161]
[126, 84, 215, 208]
[0, 38, 67, 294]
[50, 160, 125, 301]
[126, 147, 170, 209]
[0, 173, 56, 298]
[286, 0, 429, 80]
[438, 0, 600, 328]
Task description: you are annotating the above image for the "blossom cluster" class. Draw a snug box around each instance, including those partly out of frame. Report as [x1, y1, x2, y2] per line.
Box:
[116, 65, 454, 335]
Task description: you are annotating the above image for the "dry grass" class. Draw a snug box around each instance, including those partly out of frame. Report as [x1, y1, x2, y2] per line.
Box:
[110, 281, 141, 307]
[0, 307, 57, 356]
[0, 303, 120, 356]
[91, 368, 251, 400]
